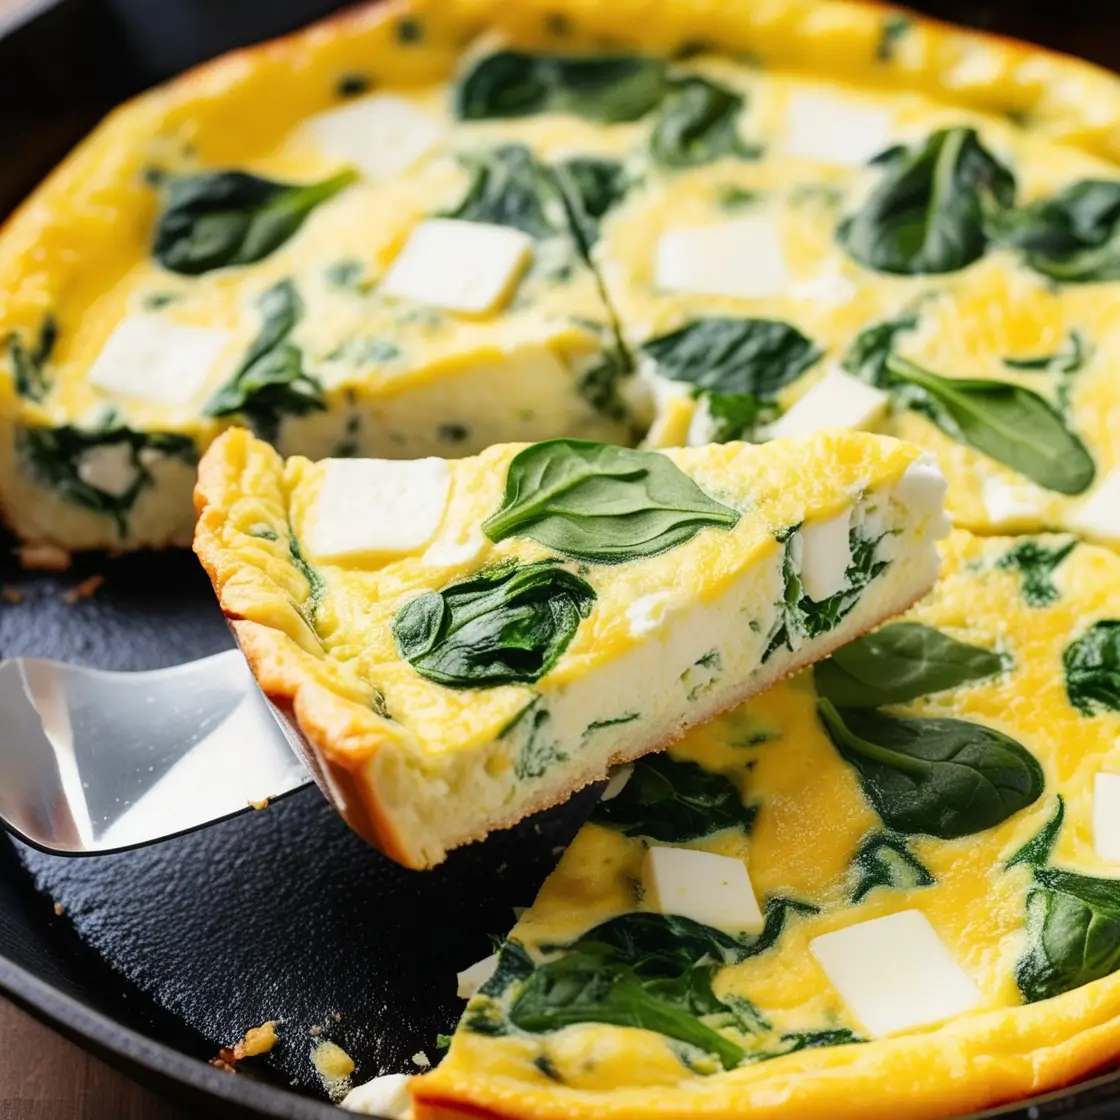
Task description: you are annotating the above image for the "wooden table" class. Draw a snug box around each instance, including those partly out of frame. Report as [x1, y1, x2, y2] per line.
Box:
[0, 999, 187, 1119]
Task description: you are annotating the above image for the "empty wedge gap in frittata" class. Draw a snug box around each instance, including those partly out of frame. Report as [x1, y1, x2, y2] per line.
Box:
[194, 427, 948, 868]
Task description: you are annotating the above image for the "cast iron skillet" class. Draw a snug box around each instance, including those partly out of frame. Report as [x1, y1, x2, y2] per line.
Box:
[3, 2, 1120, 1116]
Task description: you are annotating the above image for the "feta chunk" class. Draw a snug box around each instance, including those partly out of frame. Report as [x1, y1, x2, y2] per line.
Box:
[340, 1073, 413, 1118]
[810, 910, 982, 1037]
[86, 316, 229, 406]
[381, 219, 533, 314]
[310, 457, 451, 562]
[643, 846, 764, 934]
[786, 92, 894, 166]
[456, 953, 499, 999]
[75, 443, 138, 498]
[894, 457, 951, 539]
[1094, 772, 1120, 863]
[305, 94, 442, 180]
[626, 591, 673, 636]
[981, 476, 1047, 530]
[601, 764, 634, 802]
[656, 215, 788, 301]
[766, 367, 890, 440]
[1069, 468, 1120, 545]
[799, 507, 853, 602]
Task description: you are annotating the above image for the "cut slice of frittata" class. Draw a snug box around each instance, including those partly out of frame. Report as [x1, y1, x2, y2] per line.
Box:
[410, 528, 1120, 1120]
[194, 426, 947, 868]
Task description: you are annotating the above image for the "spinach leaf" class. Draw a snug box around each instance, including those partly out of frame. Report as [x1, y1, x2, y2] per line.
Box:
[1017, 866, 1120, 1003]
[882, 354, 1095, 495]
[641, 318, 821, 398]
[482, 439, 740, 563]
[818, 699, 1044, 838]
[7, 314, 57, 402]
[813, 622, 1006, 708]
[837, 127, 1015, 275]
[850, 832, 934, 902]
[779, 1029, 866, 1052]
[590, 752, 755, 843]
[764, 527, 889, 662]
[479, 940, 536, 998]
[577, 347, 634, 427]
[649, 76, 757, 168]
[702, 391, 771, 443]
[393, 560, 595, 688]
[555, 157, 628, 247]
[444, 145, 564, 240]
[1006, 796, 1065, 869]
[1063, 620, 1120, 717]
[203, 280, 325, 443]
[841, 313, 918, 388]
[152, 169, 356, 274]
[996, 539, 1077, 607]
[998, 179, 1120, 283]
[1002, 329, 1089, 374]
[507, 953, 745, 1070]
[512, 707, 568, 780]
[287, 530, 326, 627]
[456, 51, 668, 124]
[876, 14, 912, 62]
[18, 424, 195, 537]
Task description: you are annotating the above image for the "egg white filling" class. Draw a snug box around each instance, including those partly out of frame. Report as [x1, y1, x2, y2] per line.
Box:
[367, 461, 948, 867]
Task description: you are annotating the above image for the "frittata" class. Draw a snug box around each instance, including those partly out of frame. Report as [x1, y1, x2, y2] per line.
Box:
[194, 427, 946, 869]
[408, 528, 1120, 1120]
[5, 0, 1120, 557]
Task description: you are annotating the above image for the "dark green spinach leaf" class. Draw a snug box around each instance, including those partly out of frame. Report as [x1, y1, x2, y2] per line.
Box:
[850, 832, 934, 902]
[456, 51, 668, 124]
[444, 145, 564, 240]
[7, 314, 57, 402]
[813, 622, 1006, 708]
[996, 539, 1077, 607]
[393, 560, 594, 688]
[590, 753, 755, 843]
[1006, 796, 1065, 869]
[818, 698, 1045, 839]
[649, 76, 757, 168]
[998, 179, 1120, 283]
[837, 127, 1015, 274]
[482, 439, 740, 563]
[1063, 620, 1120, 717]
[203, 280, 325, 442]
[555, 156, 628, 247]
[883, 354, 1095, 495]
[152, 169, 356, 274]
[1017, 866, 1120, 1003]
[642, 318, 821, 398]
[841, 313, 918, 388]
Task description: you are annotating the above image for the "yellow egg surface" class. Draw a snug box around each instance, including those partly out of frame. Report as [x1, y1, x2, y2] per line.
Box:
[416, 527, 1120, 1120]
[4, 0, 1120, 556]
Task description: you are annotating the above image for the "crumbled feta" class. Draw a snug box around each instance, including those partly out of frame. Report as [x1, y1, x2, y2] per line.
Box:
[656, 214, 788, 301]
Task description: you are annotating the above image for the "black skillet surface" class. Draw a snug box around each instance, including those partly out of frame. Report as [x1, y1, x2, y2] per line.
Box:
[4, 2, 1120, 1117]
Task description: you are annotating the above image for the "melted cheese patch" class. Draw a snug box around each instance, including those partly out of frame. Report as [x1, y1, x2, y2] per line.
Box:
[785, 91, 894, 166]
[643, 846, 765, 934]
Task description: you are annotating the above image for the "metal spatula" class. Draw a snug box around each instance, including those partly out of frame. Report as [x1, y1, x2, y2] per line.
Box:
[0, 649, 311, 854]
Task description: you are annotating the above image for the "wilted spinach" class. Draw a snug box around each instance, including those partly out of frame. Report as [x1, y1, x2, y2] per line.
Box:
[555, 156, 629, 246]
[152, 168, 356, 274]
[1017, 866, 1120, 1003]
[456, 51, 668, 124]
[590, 752, 755, 843]
[998, 179, 1120, 283]
[1063, 620, 1120, 717]
[813, 622, 1006, 708]
[649, 76, 757, 168]
[18, 424, 194, 537]
[1006, 796, 1065, 869]
[996, 539, 1077, 608]
[850, 832, 934, 902]
[7, 314, 57, 402]
[393, 560, 595, 688]
[837, 127, 1015, 274]
[764, 528, 889, 662]
[203, 280, 325, 442]
[818, 698, 1044, 839]
[482, 439, 740, 563]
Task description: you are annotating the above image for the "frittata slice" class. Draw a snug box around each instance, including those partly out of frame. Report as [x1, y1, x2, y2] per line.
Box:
[411, 528, 1120, 1120]
[194, 427, 946, 868]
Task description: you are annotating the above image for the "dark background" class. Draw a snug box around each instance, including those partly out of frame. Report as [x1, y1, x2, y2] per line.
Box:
[2, 2, 1120, 1118]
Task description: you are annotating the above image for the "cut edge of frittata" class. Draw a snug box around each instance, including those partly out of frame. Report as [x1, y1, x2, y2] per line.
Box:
[194, 426, 947, 869]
